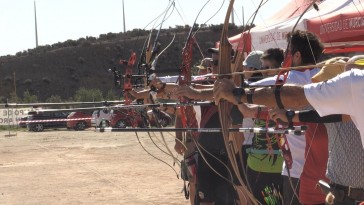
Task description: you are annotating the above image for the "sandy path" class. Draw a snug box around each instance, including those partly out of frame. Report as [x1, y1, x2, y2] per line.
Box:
[0, 130, 189, 205]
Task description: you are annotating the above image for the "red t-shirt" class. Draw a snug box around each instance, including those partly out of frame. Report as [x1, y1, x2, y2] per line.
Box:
[299, 123, 329, 205]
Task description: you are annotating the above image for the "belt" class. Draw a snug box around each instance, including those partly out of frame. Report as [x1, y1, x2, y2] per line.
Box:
[330, 183, 364, 201]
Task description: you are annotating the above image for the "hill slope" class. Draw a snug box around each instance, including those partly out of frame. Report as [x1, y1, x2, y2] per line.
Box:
[0, 27, 242, 101]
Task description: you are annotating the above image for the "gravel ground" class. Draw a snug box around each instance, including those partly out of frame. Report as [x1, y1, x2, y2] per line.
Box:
[0, 129, 188, 205]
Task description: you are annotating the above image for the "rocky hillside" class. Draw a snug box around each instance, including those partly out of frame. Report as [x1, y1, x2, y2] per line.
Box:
[0, 25, 244, 102]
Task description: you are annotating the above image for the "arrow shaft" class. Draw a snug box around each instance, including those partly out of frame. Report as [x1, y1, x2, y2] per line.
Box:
[96, 126, 307, 135]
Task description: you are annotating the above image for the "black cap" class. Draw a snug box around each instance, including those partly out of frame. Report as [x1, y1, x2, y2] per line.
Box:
[208, 47, 236, 57]
[207, 48, 219, 54]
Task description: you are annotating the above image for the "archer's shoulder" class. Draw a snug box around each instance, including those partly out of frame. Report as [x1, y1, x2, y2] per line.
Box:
[349, 68, 364, 77]
[331, 69, 364, 83]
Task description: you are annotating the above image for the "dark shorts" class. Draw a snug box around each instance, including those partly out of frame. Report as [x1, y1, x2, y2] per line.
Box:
[196, 149, 236, 204]
[196, 107, 237, 204]
[283, 175, 300, 205]
[246, 166, 283, 204]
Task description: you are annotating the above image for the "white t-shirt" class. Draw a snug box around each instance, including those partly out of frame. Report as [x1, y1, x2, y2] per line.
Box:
[250, 69, 320, 86]
[304, 69, 364, 148]
[250, 69, 320, 178]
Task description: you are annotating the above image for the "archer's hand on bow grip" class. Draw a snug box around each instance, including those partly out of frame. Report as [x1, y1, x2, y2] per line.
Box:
[213, 79, 238, 105]
[173, 85, 200, 101]
[269, 108, 289, 123]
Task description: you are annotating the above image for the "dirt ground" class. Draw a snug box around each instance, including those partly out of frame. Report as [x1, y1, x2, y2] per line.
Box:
[0, 129, 189, 205]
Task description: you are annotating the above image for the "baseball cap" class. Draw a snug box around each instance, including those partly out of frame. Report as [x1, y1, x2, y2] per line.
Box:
[207, 48, 219, 54]
[311, 59, 345, 83]
[243, 51, 264, 69]
[196, 58, 213, 69]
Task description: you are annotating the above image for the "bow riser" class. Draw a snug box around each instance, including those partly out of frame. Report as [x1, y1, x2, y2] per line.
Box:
[178, 28, 199, 139]
[123, 52, 137, 105]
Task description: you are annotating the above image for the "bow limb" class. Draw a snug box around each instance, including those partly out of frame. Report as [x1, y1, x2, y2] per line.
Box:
[154, 34, 176, 60]
[144, 2, 180, 169]
[150, 109, 181, 167]
[218, 0, 259, 204]
[177, 0, 212, 140]
[230, 47, 246, 151]
[123, 51, 137, 104]
[135, 131, 179, 177]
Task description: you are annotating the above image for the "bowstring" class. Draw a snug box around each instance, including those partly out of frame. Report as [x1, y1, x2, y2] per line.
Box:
[248, 0, 280, 48]
[288, 1, 364, 204]
[132, 1, 173, 50]
[146, 1, 181, 169]
[135, 131, 179, 178]
[173, 0, 246, 201]
[130, 0, 181, 176]
[283, 1, 319, 204]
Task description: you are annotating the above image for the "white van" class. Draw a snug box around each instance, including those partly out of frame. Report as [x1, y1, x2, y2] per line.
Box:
[91, 109, 112, 127]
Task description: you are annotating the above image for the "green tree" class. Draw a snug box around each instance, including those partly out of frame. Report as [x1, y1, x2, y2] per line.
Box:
[23, 90, 38, 103]
[0, 96, 5, 103]
[8, 92, 21, 103]
[46, 95, 62, 103]
[74, 87, 103, 102]
[105, 89, 116, 101]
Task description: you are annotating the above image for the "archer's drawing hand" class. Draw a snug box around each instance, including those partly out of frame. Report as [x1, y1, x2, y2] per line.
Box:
[174, 140, 186, 155]
[269, 108, 288, 122]
[173, 85, 200, 100]
[213, 79, 238, 105]
[128, 89, 149, 100]
[149, 78, 162, 89]
[128, 89, 138, 98]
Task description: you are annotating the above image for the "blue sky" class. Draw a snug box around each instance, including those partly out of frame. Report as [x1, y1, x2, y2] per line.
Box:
[0, 0, 290, 56]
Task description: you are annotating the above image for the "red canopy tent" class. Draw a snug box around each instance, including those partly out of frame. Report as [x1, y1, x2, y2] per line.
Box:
[228, 0, 364, 53]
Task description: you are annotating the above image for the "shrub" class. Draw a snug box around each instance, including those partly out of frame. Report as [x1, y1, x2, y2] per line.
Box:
[42, 77, 51, 84]
[71, 74, 80, 82]
[67, 66, 76, 73]
[106, 32, 117, 40]
[4, 76, 12, 82]
[0, 96, 6, 103]
[64, 39, 78, 47]
[23, 90, 38, 103]
[9, 92, 21, 103]
[46, 95, 62, 103]
[105, 89, 116, 101]
[73, 87, 103, 102]
[23, 79, 33, 85]
[77, 56, 85, 64]
[81, 41, 91, 47]
[86, 36, 97, 42]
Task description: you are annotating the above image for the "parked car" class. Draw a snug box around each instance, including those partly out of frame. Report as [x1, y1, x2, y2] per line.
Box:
[27, 112, 69, 132]
[91, 109, 112, 127]
[147, 110, 172, 127]
[109, 108, 146, 128]
[67, 111, 92, 130]
[18, 116, 28, 128]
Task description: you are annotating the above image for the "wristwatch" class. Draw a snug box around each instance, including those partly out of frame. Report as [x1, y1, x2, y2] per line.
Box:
[232, 88, 246, 104]
[286, 110, 295, 128]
